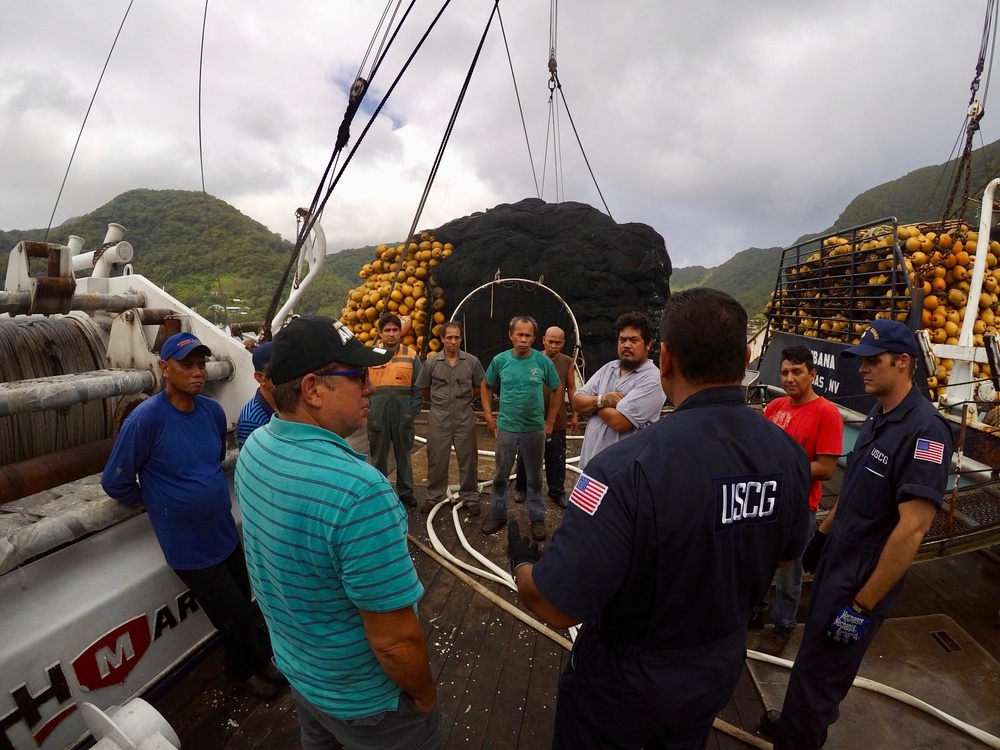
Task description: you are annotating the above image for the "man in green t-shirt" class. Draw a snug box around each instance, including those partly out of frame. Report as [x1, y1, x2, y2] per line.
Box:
[481, 316, 562, 541]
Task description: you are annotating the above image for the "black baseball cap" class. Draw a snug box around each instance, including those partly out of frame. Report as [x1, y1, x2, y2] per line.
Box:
[270, 316, 393, 385]
[841, 319, 919, 358]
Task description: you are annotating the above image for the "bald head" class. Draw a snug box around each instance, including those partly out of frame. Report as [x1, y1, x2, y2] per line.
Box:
[542, 327, 567, 359]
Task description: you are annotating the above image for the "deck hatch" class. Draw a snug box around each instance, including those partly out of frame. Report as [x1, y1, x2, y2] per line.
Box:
[930, 630, 963, 653]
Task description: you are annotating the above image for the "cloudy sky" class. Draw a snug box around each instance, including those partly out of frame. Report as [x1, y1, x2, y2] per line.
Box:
[2, 1, 997, 269]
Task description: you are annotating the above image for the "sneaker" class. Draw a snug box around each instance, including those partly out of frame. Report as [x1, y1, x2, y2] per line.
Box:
[465, 501, 482, 517]
[257, 661, 288, 687]
[227, 673, 279, 701]
[758, 625, 794, 656]
[399, 494, 417, 508]
[748, 607, 768, 630]
[481, 517, 506, 535]
[551, 495, 568, 509]
[531, 520, 547, 541]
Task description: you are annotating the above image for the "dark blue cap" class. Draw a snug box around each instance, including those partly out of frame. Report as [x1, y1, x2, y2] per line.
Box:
[841, 319, 918, 358]
[161, 332, 212, 361]
[252, 341, 273, 372]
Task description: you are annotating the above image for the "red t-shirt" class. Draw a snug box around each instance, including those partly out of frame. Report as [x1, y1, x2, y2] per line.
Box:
[763, 395, 844, 511]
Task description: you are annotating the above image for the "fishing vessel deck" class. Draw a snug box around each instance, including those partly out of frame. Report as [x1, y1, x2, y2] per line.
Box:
[144, 424, 1000, 750]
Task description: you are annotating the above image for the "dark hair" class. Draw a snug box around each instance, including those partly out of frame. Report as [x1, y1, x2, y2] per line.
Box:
[781, 345, 815, 370]
[441, 320, 463, 337]
[509, 315, 538, 335]
[378, 313, 402, 331]
[615, 311, 653, 344]
[271, 376, 305, 412]
[659, 288, 747, 385]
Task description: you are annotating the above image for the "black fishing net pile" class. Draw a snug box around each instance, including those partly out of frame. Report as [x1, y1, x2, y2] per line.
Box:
[432, 198, 671, 374]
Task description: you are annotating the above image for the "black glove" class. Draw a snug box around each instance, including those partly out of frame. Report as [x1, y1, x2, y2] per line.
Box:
[506, 520, 539, 577]
[801, 530, 827, 574]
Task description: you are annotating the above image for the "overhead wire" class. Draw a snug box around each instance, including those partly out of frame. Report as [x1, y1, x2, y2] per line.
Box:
[386, 0, 502, 306]
[262, 0, 452, 338]
[44, 0, 136, 243]
[497, 7, 541, 199]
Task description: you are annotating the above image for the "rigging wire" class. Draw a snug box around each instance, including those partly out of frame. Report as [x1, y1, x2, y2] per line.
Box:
[940, 0, 997, 225]
[196, 0, 230, 328]
[263, 0, 454, 338]
[497, 7, 541, 199]
[44, 0, 136, 243]
[387, 0, 502, 311]
[552, 74, 614, 220]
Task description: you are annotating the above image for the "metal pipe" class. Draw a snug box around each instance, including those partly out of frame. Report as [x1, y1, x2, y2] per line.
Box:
[0, 438, 115, 505]
[0, 370, 157, 418]
[0, 292, 147, 315]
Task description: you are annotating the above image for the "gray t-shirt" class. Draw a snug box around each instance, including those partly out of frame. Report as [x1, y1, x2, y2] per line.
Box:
[577, 358, 665, 469]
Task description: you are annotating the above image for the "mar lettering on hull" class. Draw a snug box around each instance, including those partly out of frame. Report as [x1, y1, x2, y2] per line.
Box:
[0, 591, 199, 750]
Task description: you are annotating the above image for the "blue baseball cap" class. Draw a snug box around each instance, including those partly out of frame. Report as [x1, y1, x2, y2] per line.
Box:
[161, 332, 212, 361]
[252, 341, 273, 372]
[841, 319, 918, 358]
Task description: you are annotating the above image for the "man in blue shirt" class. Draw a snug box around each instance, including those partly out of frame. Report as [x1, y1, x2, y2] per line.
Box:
[236, 341, 276, 448]
[507, 289, 810, 749]
[480, 315, 563, 541]
[236, 316, 445, 750]
[102, 332, 284, 701]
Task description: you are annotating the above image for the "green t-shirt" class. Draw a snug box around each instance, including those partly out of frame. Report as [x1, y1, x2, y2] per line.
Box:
[485, 349, 561, 432]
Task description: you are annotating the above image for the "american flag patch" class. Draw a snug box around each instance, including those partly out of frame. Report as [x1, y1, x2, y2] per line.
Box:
[569, 474, 609, 516]
[913, 438, 944, 464]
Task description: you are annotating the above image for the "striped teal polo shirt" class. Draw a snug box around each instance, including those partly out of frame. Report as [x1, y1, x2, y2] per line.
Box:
[235, 415, 423, 719]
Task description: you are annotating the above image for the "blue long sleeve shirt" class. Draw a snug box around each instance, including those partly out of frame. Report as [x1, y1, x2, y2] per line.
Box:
[102, 391, 239, 570]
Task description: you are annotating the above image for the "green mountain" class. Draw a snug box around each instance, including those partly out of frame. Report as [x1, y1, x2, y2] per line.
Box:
[7, 136, 1000, 323]
[672, 138, 1000, 314]
[0, 189, 352, 322]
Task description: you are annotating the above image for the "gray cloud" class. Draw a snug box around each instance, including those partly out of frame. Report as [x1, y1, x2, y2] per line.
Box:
[1, 1, 996, 270]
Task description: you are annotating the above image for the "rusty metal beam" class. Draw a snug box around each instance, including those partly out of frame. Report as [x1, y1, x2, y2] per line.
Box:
[0, 438, 115, 505]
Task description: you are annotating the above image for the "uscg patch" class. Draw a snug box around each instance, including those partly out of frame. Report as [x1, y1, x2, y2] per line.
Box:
[713, 472, 782, 533]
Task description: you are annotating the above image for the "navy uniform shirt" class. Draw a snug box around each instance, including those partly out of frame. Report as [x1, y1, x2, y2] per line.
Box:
[533, 386, 810, 650]
[832, 384, 952, 558]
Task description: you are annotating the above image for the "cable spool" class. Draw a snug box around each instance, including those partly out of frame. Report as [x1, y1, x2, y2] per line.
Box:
[0, 315, 111, 466]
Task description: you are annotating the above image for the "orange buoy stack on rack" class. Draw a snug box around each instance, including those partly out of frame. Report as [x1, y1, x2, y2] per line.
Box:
[341, 233, 453, 353]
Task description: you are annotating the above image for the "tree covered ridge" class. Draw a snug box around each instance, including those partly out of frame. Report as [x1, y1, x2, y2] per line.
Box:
[0, 188, 352, 321]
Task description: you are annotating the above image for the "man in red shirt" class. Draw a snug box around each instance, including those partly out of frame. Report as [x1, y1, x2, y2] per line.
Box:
[752, 345, 843, 656]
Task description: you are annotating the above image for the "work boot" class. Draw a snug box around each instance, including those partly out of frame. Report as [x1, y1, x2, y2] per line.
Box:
[551, 494, 568, 509]
[758, 710, 781, 739]
[758, 625, 794, 656]
[465, 501, 481, 516]
[399, 494, 417, 509]
[514, 490, 526, 504]
[257, 661, 288, 687]
[417, 499, 434, 514]
[748, 606, 768, 630]
[227, 673, 279, 701]
[531, 520, 547, 541]
[481, 517, 506, 535]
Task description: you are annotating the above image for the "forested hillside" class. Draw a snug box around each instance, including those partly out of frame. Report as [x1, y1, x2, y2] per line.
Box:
[5, 136, 1000, 321]
[0, 189, 352, 321]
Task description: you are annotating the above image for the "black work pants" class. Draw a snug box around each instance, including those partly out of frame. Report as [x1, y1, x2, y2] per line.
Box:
[173, 542, 273, 680]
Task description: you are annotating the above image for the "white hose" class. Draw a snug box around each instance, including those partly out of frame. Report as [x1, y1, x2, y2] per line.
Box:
[747, 650, 1000, 748]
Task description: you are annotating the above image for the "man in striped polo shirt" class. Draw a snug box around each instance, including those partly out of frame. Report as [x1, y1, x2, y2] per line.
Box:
[236, 315, 445, 750]
[235, 341, 276, 448]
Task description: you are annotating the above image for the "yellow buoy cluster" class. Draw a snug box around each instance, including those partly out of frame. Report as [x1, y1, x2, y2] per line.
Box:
[341, 233, 453, 353]
[767, 223, 1000, 399]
